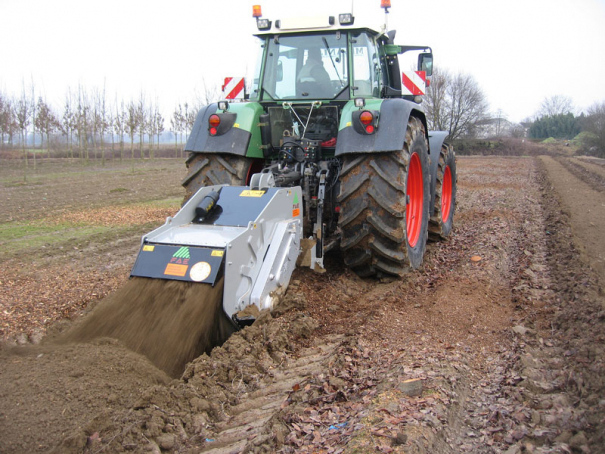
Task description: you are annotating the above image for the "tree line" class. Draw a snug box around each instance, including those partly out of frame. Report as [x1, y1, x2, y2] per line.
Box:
[0, 84, 209, 165]
[2, 74, 604, 160]
[422, 69, 605, 156]
[526, 95, 605, 156]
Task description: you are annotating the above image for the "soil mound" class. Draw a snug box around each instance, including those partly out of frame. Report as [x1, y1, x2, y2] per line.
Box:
[0, 339, 170, 453]
[59, 277, 235, 377]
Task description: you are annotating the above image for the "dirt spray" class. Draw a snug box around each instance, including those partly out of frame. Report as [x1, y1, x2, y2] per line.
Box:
[59, 277, 235, 377]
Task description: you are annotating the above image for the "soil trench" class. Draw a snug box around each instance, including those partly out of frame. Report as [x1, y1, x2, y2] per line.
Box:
[540, 155, 605, 281]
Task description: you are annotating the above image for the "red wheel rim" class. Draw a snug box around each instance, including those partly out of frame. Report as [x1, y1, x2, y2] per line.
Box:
[246, 160, 265, 185]
[406, 152, 424, 248]
[441, 166, 452, 223]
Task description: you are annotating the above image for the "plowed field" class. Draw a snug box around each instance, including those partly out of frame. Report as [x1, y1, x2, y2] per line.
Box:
[1, 153, 604, 454]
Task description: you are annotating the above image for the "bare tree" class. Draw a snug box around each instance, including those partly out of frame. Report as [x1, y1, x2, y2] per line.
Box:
[186, 105, 196, 143]
[424, 68, 489, 140]
[114, 99, 127, 160]
[75, 87, 91, 161]
[106, 111, 115, 158]
[0, 92, 17, 148]
[30, 81, 37, 168]
[126, 100, 139, 161]
[538, 95, 574, 118]
[16, 88, 32, 169]
[136, 93, 147, 159]
[445, 72, 490, 139]
[171, 105, 184, 158]
[35, 97, 58, 158]
[146, 101, 157, 159]
[194, 77, 220, 106]
[155, 109, 165, 157]
[424, 68, 449, 133]
[183, 103, 190, 144]
[61, 90, 76, 158]
[493, 109, 507, 138]
[509, 124, 526, 139]
[94, 87, 108, 164]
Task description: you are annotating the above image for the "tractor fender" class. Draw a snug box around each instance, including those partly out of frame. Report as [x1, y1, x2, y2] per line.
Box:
[427, 131, 450, 214]
[335, 98, 424, 156]
[185, 103, 263, 158]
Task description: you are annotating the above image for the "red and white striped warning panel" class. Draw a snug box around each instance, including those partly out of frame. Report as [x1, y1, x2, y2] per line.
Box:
[401, 71, 426, 96]
[222, 77, 245, 100]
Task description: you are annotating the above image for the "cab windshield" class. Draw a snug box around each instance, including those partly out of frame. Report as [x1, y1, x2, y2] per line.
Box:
[260, 32, 349, 100]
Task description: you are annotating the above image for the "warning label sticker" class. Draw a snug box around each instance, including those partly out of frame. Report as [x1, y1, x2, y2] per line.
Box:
[292, 192, 301, 217]
[239, 190, 266, 197]
[211, 250, 224, 257]
[142, 245, 155, 252]
[164, 263, 188, 277]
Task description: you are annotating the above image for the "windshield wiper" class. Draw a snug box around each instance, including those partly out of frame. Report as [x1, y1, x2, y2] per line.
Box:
[322, 37, 344, 87]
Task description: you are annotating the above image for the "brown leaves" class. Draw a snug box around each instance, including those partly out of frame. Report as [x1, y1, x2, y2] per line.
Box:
[0, 259, 129, 341]
[49, 205, 177, 228]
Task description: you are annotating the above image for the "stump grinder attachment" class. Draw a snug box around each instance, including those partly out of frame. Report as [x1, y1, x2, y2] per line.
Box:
[131, 173, 302, 327]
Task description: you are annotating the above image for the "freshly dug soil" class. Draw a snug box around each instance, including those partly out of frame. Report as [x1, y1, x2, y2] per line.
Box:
[0, 339, 170, 453]
[59, 277, 235, 378]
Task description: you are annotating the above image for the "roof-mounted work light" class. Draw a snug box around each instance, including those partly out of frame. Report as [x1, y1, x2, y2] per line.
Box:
[256, 18, 271, 30]
[339, 13, 354, 25]
[253, 5, 271, 30]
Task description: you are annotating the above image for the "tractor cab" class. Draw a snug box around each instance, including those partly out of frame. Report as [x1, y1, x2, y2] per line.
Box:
[248, 5, 433, 104]
[251, 29, 381, 102]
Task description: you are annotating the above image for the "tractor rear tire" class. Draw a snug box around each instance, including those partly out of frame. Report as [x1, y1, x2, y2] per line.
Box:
[338, 117, 431, 277]
[181, 153, 258, 203]
[428, 144, 457, 241]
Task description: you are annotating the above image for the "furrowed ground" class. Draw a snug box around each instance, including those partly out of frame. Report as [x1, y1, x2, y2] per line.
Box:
[0, 152, 603, 454]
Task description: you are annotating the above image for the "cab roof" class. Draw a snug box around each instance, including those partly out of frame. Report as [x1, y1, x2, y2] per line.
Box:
[253, 14, 386, 38]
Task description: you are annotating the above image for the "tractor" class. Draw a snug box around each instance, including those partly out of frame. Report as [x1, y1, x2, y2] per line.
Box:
[131, 1, 457, 325]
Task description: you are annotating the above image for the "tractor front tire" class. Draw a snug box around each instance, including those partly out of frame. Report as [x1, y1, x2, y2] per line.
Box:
[428, 144, 457, 241]
[338, 117, 431, 277]
[181, 153, 257, 203]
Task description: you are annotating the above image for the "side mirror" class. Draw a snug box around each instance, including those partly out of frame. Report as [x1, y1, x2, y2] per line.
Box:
[418, 53, 433, 76]
[276, 60, 283, 82]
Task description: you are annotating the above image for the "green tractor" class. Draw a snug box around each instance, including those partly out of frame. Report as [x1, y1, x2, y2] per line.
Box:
[180, 2, 456, 278]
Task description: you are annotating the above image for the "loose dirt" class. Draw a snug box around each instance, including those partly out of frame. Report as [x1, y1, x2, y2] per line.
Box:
[59, 277, 235, 378]
[1, 153, 604, 454]
[0, 340, 170, 453]
[540, 155, 605, 278]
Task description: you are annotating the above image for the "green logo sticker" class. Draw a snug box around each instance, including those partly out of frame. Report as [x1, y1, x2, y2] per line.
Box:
[173, 247, 190, 259]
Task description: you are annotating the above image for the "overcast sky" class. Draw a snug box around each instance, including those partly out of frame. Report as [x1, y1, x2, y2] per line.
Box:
[1, 0, 604, 123]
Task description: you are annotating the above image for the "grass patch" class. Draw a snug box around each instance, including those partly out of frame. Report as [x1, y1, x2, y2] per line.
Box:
[0, 221, 80, 241]
[0, 221, 160, 261]
[140, 197, 182, 208]
[3, 180, 45, 188]
[109, 187, 129, 193]
[0, 221, 112, 258]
